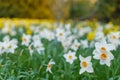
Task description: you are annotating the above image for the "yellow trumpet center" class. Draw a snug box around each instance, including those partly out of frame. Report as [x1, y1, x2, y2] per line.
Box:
[23, 37, 27, 42]
[68, 55, 73, 60]
[59, 33, 63, 36]
[8, 45, 12, 48]
[47, 64, 52, 68]
[112, 35, 116, 39]
[74, 44, 78, 48]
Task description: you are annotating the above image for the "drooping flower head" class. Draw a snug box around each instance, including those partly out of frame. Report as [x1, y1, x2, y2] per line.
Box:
[46, 59, 55, 73]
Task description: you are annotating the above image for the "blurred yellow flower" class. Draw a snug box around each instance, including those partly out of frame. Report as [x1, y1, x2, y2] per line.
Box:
[87, 31, 95, 41]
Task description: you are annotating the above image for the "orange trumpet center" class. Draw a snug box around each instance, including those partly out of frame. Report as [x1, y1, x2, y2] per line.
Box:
[101, 53, 107, 60]
[82, 61, 88, 68]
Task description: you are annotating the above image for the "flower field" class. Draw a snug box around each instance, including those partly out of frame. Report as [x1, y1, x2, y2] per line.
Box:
[0, 18, 120, 80]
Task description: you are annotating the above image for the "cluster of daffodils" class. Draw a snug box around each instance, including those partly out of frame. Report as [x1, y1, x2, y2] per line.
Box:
[0, 36, 18, 54]
[22, 34, 45, 55]
[64, 51, 93, 74]
[63, 39, 117, 74]
[0, 20, 120, 75]
[93, 41, 115, 67]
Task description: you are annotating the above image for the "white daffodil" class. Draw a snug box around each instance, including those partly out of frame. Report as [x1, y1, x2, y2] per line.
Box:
[40, 29, 55, 41]
[46, 31, 55, 41]
[61, 35, 75, 51]
[10, 26, 17, 36]
[0, 42, 7, 54]
[6, 39, 18, 53]
[71, 39, 80, 51]
[80, 40, 88, 49]
[78, 27, 92, 37]
[22, 34, 31, 46]
[61, 40, 71, 51]
[46, 59, 55, 73]
[2, 36, 10, 51]
[32, 35, 44, 54]
[33, 41, 44, 54]
[0, 36, 18, 54]
[40, 29, 49, 39]
[32, 35, 40, 42]
[95, 41, 116, 52]
[79, 55, 94, 74]
[64, 51, 77, 64]
[90, 41, 95, 48]
[1, 23, 10, 34]
[93, 50, 114, 67]
[45, 30, 55, 41]
[95, 31, 105, 42]
[56, 28, 66, 42]
[107, 32, 120, 48]
[65, 24, 71, 30]
[3, 35, 10, 42]
[30, 26, 40, 34]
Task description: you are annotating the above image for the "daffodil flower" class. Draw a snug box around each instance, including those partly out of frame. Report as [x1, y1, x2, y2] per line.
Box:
[64, 51, 77, 64]
[71, 39, 80, 51]
[79, 55, 94, 74]
[95, 41, 116, 52]
[46, 59, 55, 73]
[22, 34, 31, 46]
[107, 32, 120, 48]
[80, 39, 88, 49]
[93, 50, 114, 67]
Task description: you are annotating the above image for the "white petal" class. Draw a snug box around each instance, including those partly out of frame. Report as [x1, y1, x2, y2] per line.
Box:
[104, 60, 111, 67]
[87, 66, 94, 73]
[79, 55, 84, 61]
[85, 56, 91, 61]
[46, 68, 52, 73]
[101, 39, 107, 44]
[69, 60, 73, 64]
[108, 52, 114, 60]
[93, 54, 100, 60]
[50, 62, 55, 65]
[79, 68, 86, 74]
[74, 56, 77, 60]
[64, 54, 67, 58]
[95, 42, 101, 49]
[100, 60, 105, 65]
[107, 44, 116, 51]
[68, 51, 72, 54]
[93, 50, 99, 55]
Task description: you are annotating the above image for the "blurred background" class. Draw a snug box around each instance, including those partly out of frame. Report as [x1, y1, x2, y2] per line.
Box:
[0, 0, 120, 24]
